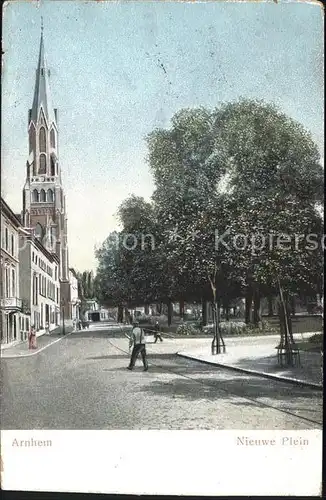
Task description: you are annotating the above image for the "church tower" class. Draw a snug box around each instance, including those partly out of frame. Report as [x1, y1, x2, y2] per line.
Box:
[22, 24, 70, 301]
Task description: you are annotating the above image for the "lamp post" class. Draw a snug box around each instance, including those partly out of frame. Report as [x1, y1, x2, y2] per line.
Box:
[60, 298, 66, 335]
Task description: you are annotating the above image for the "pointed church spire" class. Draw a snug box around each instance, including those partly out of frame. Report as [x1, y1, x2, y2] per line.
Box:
[30, 21, 56, 127]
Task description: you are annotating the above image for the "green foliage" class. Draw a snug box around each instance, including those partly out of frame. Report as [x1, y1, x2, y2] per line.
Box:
[176, 323, 198, 335]
[76, 270, 95, 300]
[95, 99, 323, 330]
[203, 320, 278, 336]
[309, 333, 323, 343]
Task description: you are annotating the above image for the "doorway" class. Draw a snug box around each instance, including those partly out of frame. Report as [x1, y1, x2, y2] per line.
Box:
[91, 312, 100, 322]
[45, 304, 50, 324]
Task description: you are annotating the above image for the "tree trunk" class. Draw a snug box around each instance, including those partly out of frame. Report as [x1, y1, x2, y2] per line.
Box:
[117, 305, 124, 323]
[278, 281, 293, 365]
[202, 300, 208, 327]
[222, 297, 230, 321]
[290, 296, 296, 316]
[253, 290, 261, 326]
[167, 300, 173, 326]
[144, 304, 149, 315]
[124, 307, 131, 323]
[245, 288, 253, 324]
[284, 293, 294, 343]
[179, 299, 185, 319]
[211, 298, 226, 355]
[211, 301, 220, 354]
[267, 295, 274, 316]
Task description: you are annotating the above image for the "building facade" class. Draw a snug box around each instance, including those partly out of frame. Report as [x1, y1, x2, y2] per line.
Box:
[19, 230, 60, 334]
[22, 26, 71, 320]
[69, 268, 80, 321]
[1, 199, 24, 345]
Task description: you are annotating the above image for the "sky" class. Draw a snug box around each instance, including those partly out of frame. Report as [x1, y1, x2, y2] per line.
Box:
[2, 0, 324, 273]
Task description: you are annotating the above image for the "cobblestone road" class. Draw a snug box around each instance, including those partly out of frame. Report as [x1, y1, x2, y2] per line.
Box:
[1, 327, 322, 429]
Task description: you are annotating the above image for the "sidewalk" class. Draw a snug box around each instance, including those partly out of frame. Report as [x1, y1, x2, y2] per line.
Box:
[1, 326, 74, 358]
[177, 335, 323, 389]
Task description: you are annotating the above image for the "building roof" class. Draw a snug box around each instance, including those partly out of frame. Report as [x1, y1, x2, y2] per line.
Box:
[22, 228, 60, 264]
[1, 197, 23, 229]
[30, 27, 56, 128]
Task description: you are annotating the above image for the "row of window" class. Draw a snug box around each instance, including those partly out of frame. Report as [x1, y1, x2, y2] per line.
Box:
[47, 280, 56, 301]
[32, 188, 54, 203]
[32, 274, 59, 306]
[2, 226, 16, 257]
[19, 316, 30, 332]
[3, 266, 17, 298]
[32, 252, 57, 279]
[33, 306, 60, 331]
[29, 126, 56, 154]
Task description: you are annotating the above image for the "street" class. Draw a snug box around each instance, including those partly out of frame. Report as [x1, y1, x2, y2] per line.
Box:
[1, 324, 322, 430]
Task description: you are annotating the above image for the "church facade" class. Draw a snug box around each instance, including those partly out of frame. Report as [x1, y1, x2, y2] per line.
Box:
[22, 27, 72, 320]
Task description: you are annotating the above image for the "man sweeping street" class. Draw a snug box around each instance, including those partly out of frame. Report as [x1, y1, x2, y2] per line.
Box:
[127, 320, 148, 371]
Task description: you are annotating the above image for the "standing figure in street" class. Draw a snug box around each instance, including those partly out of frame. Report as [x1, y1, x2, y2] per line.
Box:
[28, 325, 37, 349]
[153, 321, 163, 343]
[127, 320, 148, 371]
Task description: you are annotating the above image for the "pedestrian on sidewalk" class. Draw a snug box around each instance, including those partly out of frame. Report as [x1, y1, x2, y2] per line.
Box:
[127, 320, 148, 371]
[153, 321, 163, 343]
[28, 325, 37, 349]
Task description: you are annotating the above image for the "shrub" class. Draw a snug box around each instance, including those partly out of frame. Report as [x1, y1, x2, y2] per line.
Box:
[202, 320, 278, 336]
[149, 314, 168, 325]
[137, 315, 152, 325]
[176, 323, 198, 335]
[309, 333, 323, 343]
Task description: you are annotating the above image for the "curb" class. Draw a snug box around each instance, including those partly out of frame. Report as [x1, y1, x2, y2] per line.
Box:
[176, 352, 323, 390]
[1, 330, 75, 359]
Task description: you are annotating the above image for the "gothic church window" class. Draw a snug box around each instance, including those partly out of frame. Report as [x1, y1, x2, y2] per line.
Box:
[32, 189, 39, 202]
[40, 189, 46, 202]
[35, 223, 43, 240]
[29, 125, 36, 154]
[50, 129, 56, 149]
[39, 127, 46, 152]
[50, 155, 55, 176]
[39, 154, 47, 174]
[47, 189, 54, 202]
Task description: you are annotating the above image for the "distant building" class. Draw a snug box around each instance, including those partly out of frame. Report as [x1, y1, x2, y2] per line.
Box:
[81, 299, 112, 322]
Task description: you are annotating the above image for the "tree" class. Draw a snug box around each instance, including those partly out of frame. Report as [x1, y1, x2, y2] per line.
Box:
[147, 108, 231, 347]
[211, 99, 323, 361]
[95, 100, 323, 362]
